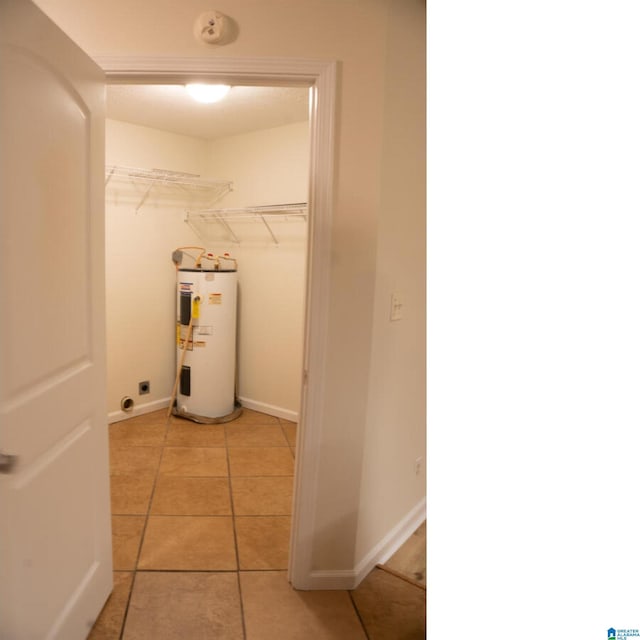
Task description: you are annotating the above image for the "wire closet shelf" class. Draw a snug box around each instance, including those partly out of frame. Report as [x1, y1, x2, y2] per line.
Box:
[185, 203, 308, 245]
[105, 165, 234, 213]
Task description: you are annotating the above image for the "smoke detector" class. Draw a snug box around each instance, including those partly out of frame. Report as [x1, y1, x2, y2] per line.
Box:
[194, 11, 227, 45]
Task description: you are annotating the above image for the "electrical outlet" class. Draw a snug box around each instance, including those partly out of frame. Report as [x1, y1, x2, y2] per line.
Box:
[138, 380, 150, 395]
[415, 456, 423, 476]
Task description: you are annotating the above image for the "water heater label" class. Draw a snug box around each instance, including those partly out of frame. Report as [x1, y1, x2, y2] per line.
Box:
[177, 325, 194, 350]
[196, 326, 212, 335]
[208, 293, 222, 304]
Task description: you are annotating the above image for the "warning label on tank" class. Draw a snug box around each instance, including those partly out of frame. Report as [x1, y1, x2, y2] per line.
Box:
[177, 325, 194, 350]
[208, 293, 222, 304]
[194, 340, 207, 348]
[179, 282, 193, 292]
[196, 326, 212, 335]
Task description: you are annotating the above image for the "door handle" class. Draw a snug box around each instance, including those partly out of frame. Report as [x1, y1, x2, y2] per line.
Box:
[0, 452, 18, 474]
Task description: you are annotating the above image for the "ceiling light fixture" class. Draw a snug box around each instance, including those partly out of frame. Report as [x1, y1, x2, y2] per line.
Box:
[185, 84, 231, 104]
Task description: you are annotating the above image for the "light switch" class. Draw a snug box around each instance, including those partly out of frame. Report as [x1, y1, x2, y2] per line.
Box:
[390, 293, 403, 321]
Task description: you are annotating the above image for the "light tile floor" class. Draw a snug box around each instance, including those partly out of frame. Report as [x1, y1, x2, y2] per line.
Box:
[89, 408, 425, 639]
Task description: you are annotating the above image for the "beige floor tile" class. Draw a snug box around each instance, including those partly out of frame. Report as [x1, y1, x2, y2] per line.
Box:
[235, 516, 291, 570]
[351, 568, 426, 640]
[231, 476, 293, 516]
[110, 475, 155, 515]
[225, 424, 288, 447]
[383, 520, 426, 586]
[109, 445, 162, 477]
[150, 476, 231, 516]
[228, 447, 294, 476]
[128, 409, 169, 425]
[109, 418, 167, 446]
[166, 421, 226, 447]
[138, 516, 237, 570]
[233, 408, 279, 425]
[123, 572, 243, 640]
[87, 572, 134, 640]
[111, 516, 145, 570]
[240, 571, 367, 640]
[159, 446, 228, 476]
[281, 423, 297, 447]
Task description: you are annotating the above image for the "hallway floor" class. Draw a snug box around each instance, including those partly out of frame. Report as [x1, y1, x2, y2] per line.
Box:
[88, 408, 425, 639]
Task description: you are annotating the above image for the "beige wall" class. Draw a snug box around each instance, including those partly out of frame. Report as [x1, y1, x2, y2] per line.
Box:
[105, 119, 208, 418]
[36, 0, 426, 578]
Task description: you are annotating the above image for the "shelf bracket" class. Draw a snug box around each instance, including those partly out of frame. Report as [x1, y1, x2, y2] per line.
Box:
[135, 175, 170, 214]
[259, 214, 279, 245]
[105, 166, 116, 187]
[214, 213, 241, 244]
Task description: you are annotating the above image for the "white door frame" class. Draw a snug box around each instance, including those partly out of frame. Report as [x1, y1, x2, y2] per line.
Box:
[96, 55, 337, 589]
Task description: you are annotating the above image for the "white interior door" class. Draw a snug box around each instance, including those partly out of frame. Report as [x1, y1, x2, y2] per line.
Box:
[0, 1, 112, 638]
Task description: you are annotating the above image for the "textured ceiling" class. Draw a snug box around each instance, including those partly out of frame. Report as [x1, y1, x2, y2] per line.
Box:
[106, 84, 310, 140]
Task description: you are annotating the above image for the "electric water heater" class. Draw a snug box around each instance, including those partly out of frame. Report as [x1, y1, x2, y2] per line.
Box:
[174, 267, 239, 422]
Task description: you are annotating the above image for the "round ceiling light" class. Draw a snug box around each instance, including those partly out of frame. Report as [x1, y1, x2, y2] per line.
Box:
[185, 84, 231, 103]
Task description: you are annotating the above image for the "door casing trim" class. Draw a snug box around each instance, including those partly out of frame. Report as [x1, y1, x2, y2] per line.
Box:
[96, 55, 337, 589]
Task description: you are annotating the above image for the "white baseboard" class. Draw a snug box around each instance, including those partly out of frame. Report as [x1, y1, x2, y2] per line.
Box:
[237, 396, 299, 422]
[305, 569, 359, 591]
[305, 498, 426, 590]
[108, 396, 298, 424]
[108, 396, 171, 424]
[373, 497, 426, 566]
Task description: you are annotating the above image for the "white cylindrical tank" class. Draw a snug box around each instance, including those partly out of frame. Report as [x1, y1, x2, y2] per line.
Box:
[175, 267, 238, 421]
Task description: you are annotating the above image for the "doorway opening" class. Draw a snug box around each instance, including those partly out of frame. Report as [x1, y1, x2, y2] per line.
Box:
[97, 56, 337, 589]
[104, 81, 310, 580]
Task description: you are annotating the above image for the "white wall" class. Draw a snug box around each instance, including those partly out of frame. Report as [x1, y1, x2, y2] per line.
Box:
[36, 0, 426, 582]
[206, 121, 309, 208]
[105, 119, 209, 419]
[204, 122, 309, 419]
[355, 0, 426, 568]
[105, 119, 309, 421]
